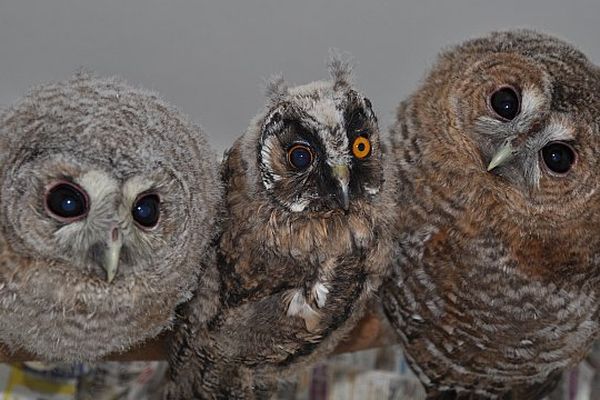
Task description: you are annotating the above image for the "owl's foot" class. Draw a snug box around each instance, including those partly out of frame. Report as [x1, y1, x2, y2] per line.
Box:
[285, 288, 320, 332]
[285, 281, 330, 332]
[310, 281, 329, 308]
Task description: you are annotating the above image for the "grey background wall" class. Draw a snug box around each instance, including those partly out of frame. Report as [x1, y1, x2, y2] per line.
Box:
[1, 1, 598, 153]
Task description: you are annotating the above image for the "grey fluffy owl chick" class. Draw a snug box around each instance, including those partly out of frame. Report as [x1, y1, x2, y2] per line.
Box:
[382, 30, 600, 399]
[0, 74, 222, 361]
[162, 56, 394, 399]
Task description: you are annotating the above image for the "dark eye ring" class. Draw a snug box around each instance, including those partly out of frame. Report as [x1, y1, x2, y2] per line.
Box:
[489, 86, 521, 121]
[541, 141, 577, 175]
[132, 193, 161, 229]
[287, 144, 313, 170]
[45, 181, 89, 222]
[348, 110, 368, 133]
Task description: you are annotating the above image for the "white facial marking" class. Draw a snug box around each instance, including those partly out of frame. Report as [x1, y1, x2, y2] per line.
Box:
[77, 170, 119, 207]
[261, 136, 282, 190]
[122, 175, 154, 206]
[539, 117, 575, 143]
[519, 85, 545, 119]
[364, 186, 380, 195]
[309, 95, 349, 167]
[289, 200, 308, 213]
[54, 170, 118, 251]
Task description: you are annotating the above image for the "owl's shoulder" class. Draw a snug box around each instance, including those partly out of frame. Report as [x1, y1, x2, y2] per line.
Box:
[0, 230, 22, 270]
[0, 234, 12, 272]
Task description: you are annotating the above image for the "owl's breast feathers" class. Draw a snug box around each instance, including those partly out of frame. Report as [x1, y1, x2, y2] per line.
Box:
[218, 141, 391, 312]
[387, 219, 599, 396]
[0, 222, 203, 361]
[384, 110, 600, 395]
[219, 146, 390, 338]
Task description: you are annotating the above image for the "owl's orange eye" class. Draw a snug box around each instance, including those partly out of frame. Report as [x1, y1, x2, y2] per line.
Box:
[352, 136, 371, 159]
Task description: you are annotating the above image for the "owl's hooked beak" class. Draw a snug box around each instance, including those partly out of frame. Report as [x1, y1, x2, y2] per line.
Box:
[487, 141, 516, 171]
[102, 227, 122, 284]
[331, 164, 350, 211]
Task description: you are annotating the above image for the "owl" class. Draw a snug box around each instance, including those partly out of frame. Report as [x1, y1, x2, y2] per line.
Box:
[162, 56, 394, 399]
[381, 30, 600, 399]
[0, 73, 222, 361]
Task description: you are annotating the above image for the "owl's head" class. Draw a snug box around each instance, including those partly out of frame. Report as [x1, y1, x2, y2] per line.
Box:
[0, 74, 220, 292]
[411, 30, 600, 210]
[246, 56, 382, 214]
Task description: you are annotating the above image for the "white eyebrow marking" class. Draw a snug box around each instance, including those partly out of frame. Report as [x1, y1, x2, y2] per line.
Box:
[519, 86, 545, 119]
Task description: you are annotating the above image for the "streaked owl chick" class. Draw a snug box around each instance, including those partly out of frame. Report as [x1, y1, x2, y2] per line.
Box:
[163, 56, 393, 399]
[382, 30, 600, 399]
[0, 74, 221, 361]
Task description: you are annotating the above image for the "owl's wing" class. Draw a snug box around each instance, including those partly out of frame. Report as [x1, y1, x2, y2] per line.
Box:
[163, 289, 297, 400]
[506, 374, 562, 400]
[219, 138, 248, 201]
[0, 107, 11, 169]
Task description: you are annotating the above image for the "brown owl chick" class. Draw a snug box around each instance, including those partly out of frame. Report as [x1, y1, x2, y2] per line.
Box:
[162, 57, 394, 399]
[381, 30, 600, 399]
[0, 74, 222, 361]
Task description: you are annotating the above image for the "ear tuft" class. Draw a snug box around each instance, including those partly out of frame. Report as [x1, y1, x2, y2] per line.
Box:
[328, 49, 355, 90]
[264, 74, 289, 102]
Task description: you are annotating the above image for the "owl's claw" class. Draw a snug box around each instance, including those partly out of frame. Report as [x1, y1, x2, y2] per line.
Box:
[285, 289, 321, 332]
[311, 282, 329, 309]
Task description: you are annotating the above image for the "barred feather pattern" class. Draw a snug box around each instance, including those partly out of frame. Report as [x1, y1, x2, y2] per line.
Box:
[0, 74, 222, 361]
[162, 61, 395, 399]
[382, 30, 600, 399]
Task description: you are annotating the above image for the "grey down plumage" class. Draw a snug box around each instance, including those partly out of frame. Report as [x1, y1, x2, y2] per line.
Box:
[0, 73, 221, 361]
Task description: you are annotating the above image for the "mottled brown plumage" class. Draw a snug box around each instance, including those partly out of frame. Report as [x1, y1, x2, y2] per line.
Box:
[163, 57, 394, 399]
[382, 30, 600, 399]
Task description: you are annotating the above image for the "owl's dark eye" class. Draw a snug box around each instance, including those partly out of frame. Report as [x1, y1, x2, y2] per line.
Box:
[490, 87, 520, 120]
[541, 142, 576, 174]
[132, 194, 160, 228]
[287, 144, 313, 170]
[45, 183, 89, 221]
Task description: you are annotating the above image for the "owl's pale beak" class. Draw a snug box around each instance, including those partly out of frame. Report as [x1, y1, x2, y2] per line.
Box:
[331, 164, 350, 211]
[102, 228, 122, 284]
[487, 142, 515, 171]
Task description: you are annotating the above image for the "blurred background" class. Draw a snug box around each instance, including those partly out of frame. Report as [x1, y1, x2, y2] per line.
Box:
[1, 0, 600, 154]
[1, 1, 599, 399]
